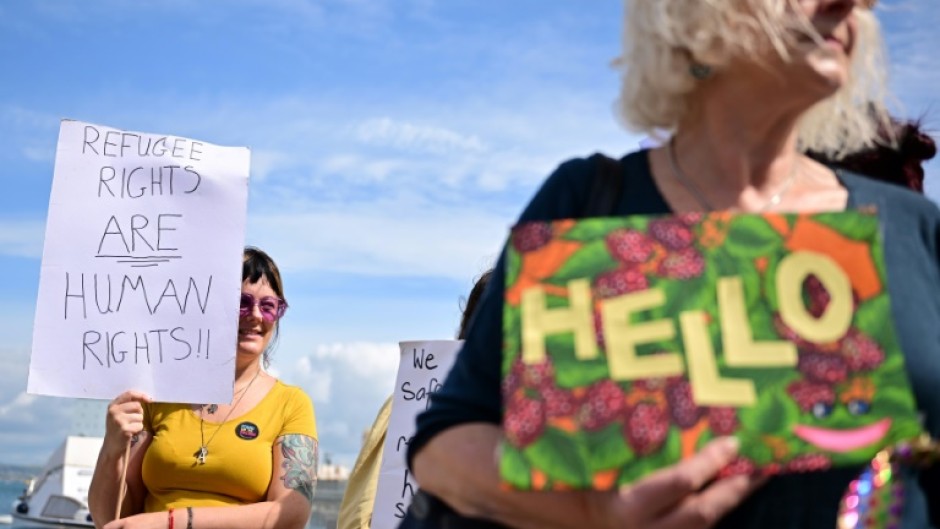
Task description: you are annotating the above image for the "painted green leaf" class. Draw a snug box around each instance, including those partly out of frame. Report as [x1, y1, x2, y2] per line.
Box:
[812, 211, 879, 241]
[554, 357, 609, 389]
[525, 427, 590, 487]
[723, 216, 782, 259]
[854, 294, 892, 337]
[658, 275, 715, 323]
[500, 443, 532, 489]
[586, 423, 633, 472]
[550, 240, 617, 284]
[506, 247, 522, 291]
[735, 431, 775, 465]
[544, 333, 577, 359]
[503, 307, 522, 361]
[740, 391, 798, 437]
[564, 218, 627, 242]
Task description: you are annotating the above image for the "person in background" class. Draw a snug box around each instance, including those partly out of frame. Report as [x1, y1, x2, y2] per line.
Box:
[337, 269, 493, 529]
[89, 247, 318, 529]
[407, 0, 940, 528]
[813, 116, 936, 192]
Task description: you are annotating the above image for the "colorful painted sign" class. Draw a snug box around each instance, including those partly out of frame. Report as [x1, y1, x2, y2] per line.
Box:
[499, 211, 923, 490]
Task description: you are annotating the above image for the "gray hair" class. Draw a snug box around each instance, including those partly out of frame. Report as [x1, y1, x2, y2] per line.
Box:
[615, 1, 890, 159]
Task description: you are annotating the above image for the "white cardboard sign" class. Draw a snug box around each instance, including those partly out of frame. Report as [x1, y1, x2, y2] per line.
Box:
[28, 120, 250, 404]
[371, 340, 461, 529]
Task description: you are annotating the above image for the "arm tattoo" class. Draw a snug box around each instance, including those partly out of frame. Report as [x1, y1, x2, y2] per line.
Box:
[279, 435, 318, 504]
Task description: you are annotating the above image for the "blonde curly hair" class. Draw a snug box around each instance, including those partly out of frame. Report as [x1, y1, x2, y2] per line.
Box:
[615, 0, 890, 159]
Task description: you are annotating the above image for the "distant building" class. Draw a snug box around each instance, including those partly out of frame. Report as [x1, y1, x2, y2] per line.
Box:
[309, 455, 350, 529]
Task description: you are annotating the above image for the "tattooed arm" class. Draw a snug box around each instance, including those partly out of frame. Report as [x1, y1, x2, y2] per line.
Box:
[277, 434, 319, 504]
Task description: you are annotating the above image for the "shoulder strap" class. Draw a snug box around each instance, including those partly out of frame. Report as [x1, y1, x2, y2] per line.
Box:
[584, 153, 624, 217]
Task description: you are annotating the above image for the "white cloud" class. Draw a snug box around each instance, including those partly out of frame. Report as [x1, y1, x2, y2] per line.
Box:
[355, 117, 487, 155]
[276, 341, 401, 466]
[22, 146, 55, 162]
[0, 389, 78, 466]
[310, 341, 400, 381]
[0, 392, 37, 416]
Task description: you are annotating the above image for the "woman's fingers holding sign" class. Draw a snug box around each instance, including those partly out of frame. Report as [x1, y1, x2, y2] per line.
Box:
[103, 391, 152, 455]
[606, 437, 763, 529]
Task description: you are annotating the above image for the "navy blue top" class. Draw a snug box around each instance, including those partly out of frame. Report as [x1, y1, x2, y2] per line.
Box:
[409, 150, 940, 529]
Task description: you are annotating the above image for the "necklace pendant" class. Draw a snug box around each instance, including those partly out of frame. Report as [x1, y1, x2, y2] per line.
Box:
[196, 446, 208, 465]
[206, 404, 218, 414]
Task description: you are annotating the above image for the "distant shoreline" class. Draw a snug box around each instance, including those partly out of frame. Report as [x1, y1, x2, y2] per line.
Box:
[0, 465, 41, 482]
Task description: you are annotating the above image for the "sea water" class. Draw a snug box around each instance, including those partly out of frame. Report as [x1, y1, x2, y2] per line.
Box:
[0, 478, 32, 528]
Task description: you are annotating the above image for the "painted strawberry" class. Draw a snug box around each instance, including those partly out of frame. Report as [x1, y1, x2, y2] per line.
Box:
[594, 266, 649, 298]
[787, 380, 836, 414]
[761, 463, 783, 477]
[522, 360, 556, 390]
[542, 385, 583, 418]
[606, 228, 655, 264]
[665, 378, 703, 429]
[502, 359, 525, 399]
[658, 247, 705, 280]
[676, 212, 704, 226]
[785, 454, 832, 473]
[804, 275, 831, 317]
[504, 394, 546, 448]
[797, 352, 848, 384]
[623, 402, 670, 455]
[841, 329, 885, 372]
[511, 222, 553, 253]
[580, 380, 627, 431]
[708, 407, 740, 436]
[718, 457, 757, 478]
[633, 377, 669, 393]
[648, 218, 695, 250]
[773, 315, 827, 354]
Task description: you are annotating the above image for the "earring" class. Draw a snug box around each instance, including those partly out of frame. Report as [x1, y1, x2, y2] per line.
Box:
[690, 63, 712, 80]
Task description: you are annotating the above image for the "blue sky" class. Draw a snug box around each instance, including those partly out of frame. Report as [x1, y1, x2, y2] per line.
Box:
[1, 0, 939, 468]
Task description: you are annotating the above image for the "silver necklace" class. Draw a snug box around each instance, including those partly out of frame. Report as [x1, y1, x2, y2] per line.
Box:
[667, 137, 798, 212]
[196, 369, 262, 465]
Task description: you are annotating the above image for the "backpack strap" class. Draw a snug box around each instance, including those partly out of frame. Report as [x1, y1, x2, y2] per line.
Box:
[584, 153, 624, 217]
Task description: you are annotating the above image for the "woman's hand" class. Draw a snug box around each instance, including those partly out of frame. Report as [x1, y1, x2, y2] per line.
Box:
[588, 436, 760, 529]
[102, 510, 168, 529]
[103, 391, 151, 457]
[413, 424, 762, 529]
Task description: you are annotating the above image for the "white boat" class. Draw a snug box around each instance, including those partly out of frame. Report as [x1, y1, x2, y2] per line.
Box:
[12, 436, 102, 528]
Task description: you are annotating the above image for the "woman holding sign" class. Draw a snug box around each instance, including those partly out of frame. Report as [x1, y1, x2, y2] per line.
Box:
[88, 247, 318, 529]
[407, 1, 940, 528]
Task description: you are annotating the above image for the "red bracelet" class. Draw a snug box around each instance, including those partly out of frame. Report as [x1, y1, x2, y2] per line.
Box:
[168, 508, 175, 529]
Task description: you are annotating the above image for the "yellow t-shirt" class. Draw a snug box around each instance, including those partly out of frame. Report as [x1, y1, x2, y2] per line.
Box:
[141, 380, 317, 512]
[337, 395, 392, 529]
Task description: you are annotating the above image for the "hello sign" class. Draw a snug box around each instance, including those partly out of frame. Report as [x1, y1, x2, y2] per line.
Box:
[499, 211, 923, 490]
